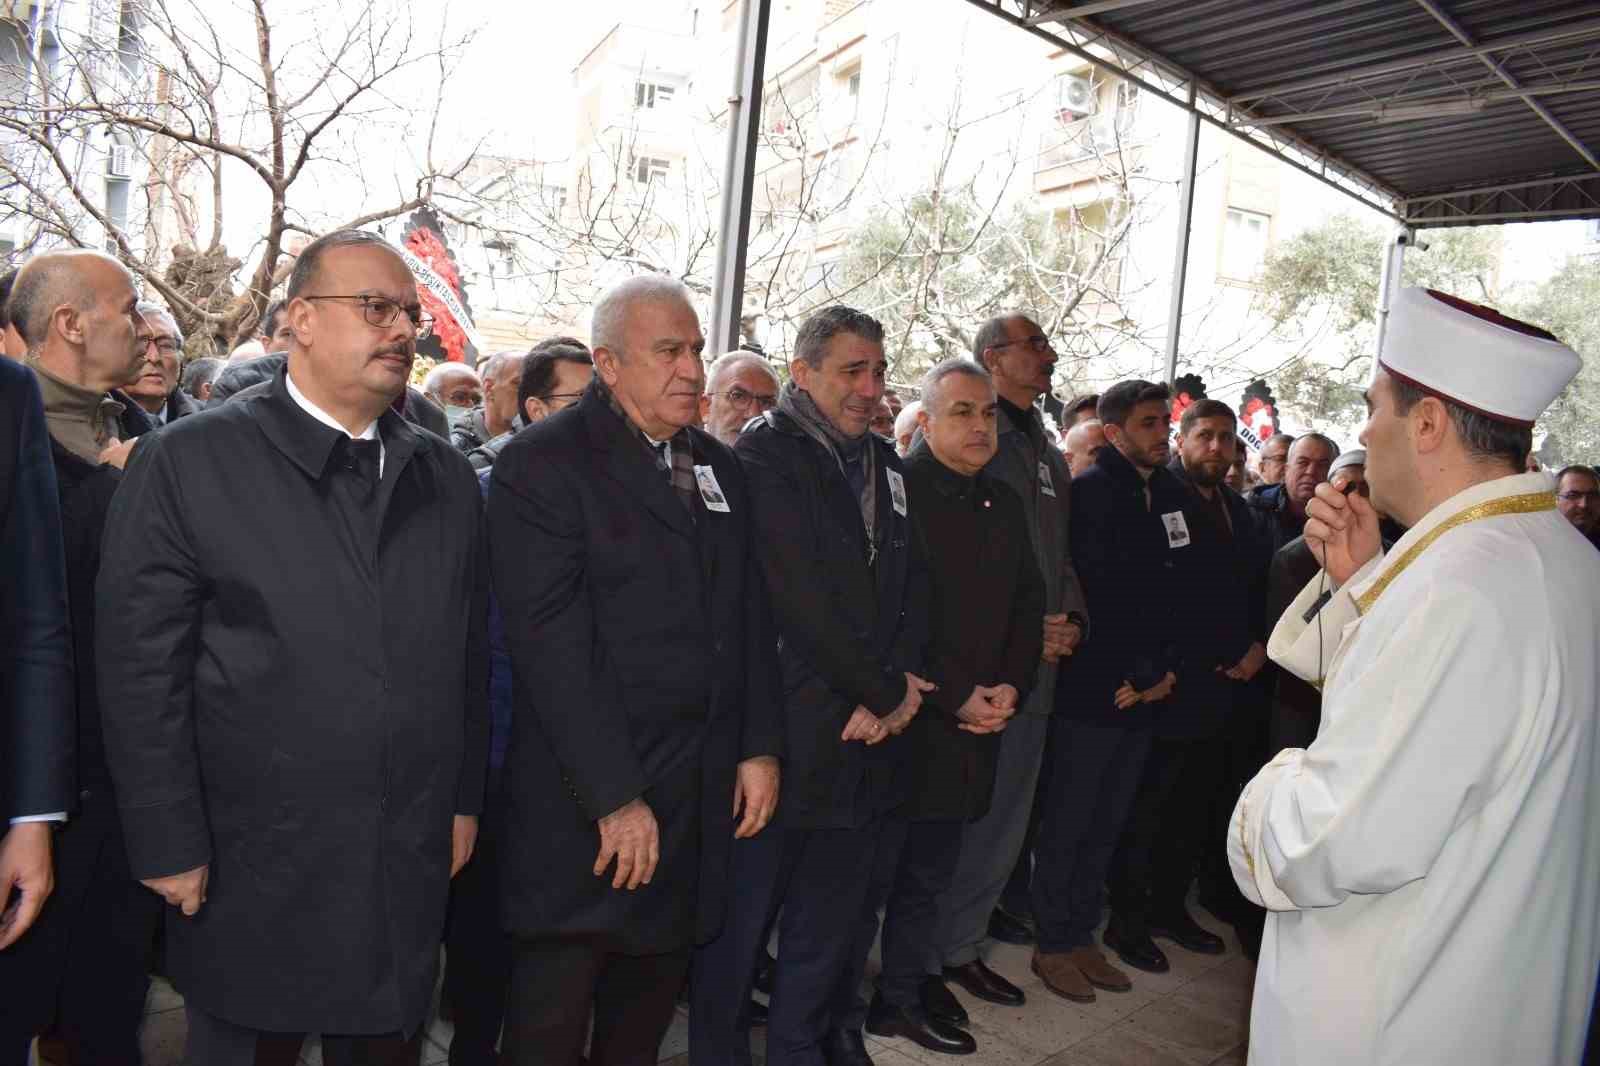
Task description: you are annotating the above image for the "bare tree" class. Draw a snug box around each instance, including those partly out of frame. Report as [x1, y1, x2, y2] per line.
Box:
[0, 0, 479, 353]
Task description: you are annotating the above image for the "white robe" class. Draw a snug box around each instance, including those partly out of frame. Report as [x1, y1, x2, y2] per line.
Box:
[1229, 472, 1600, 1066]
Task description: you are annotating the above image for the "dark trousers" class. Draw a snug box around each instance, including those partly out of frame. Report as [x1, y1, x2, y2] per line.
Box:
[442, 780, 510, 1066]
[0, 788, 161, 1066]
[690, 827, 784, 1066]
[764, 819, 897, 1066]
[865, 819, 962, 1008]
[998, 733, 1052, 920]
[1198, 697, 1269, 941]
[1108, 736, 1222, 930]
[501, 937, 689, 1066]
[1031, 720, 1153, 954]
[182, 1007, 422, 1066]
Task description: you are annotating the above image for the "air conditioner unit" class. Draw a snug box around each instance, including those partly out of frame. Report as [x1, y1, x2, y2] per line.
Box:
[1058, 75, 1094, 119]
[107, 144, 133, 179]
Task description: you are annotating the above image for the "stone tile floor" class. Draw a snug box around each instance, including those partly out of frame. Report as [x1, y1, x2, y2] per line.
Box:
[88, 918, 1254, 1066]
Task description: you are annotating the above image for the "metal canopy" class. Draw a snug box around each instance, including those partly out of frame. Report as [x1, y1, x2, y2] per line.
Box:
[963, 0, 1600, 228]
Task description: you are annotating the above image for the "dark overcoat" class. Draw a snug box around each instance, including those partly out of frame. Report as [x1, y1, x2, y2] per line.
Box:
[96, 368, 489, 1035]
[900, 444, 1043, 822]
[486, 384, 779, 954]
[733, 408, 928, 830]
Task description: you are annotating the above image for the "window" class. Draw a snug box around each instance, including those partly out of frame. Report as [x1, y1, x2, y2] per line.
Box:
[632, 155, 671, 184]
[1222, 207, 1270, 280]
[634, 81, 676, 110]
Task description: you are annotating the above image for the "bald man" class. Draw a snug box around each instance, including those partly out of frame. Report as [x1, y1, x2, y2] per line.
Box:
[1063, 419, 1106, 479]
[893, 400, 923, 456]
[0, 249, 160, 1064]
[700, 350, 779, 446]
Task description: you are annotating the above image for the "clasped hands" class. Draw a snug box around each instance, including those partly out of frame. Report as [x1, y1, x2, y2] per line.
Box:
[1115, 671, 1176, 710]
[840, 671, 936, 745]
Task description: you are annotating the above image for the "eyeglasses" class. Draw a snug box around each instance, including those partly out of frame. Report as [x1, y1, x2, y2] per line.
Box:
[1557, 491, 1600, 502]
[141, 336, 181, 356]
[302, 295, 434, 339]
[540, 392, 585, 411]
[712, 386, 778, 411]
[990, 335, 1055, 355]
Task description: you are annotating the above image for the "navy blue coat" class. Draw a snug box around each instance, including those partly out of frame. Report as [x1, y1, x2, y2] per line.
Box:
[0, 359, 74, 823]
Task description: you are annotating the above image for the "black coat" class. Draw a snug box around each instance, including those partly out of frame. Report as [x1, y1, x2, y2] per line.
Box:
[734, 409, 928, 829]
[1056, 443, 1189, 726]
[900, 445, 1043, 822]
[1161, 458, 1272, 741]
[1245, 481, 1306, 556]
[1266, 535, 1323, 751]
[0, 359, 74, 822]
[96, 368, 489, 1035]
[487, 384, 779, 953]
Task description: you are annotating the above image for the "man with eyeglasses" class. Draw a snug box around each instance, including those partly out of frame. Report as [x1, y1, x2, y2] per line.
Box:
[1555, 464, 1600, 549]
[700, 349, 779, 446]
[124, 301, 202, 427]
[97, 229, 488, 1066]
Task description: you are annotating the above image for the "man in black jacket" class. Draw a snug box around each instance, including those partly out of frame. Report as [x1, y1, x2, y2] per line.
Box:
[1104, 399, 1268, 974]
[489, 275, 779, 1066]
[0, 358, 73, 959]
[693, 306, 931, 1066]
[860, 359, 1043, 1057]
[98, 230, 488, 1066]
[1245, 433, 1338, 556]
[0, 249, 161, 1063]
[1031, 380, 1185, 1004]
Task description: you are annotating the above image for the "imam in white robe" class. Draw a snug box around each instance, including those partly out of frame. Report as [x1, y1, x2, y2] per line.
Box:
[1229, 472, 1600, 1066]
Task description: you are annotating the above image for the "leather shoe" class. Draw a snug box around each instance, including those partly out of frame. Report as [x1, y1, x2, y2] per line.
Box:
[919, 976, 969, 1027]
[755, 949, 776, 994]
[1150, 909, 1226, 955]
[1031, 949, 1095, 1003]
[1068, 945, 1134, 992]
[1103, 920, 1170, 974]
[943, 959, 1024, 1007]
[823, 1028, 875, 1066]
[748, 996, 769, 1027]
[986, 906, 1035, 945]
[866, 996, 977, 1056]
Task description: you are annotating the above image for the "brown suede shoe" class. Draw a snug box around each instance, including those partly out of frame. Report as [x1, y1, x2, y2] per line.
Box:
[1069, 945, 1133, 992]
[1032, 949, 1096, 1003]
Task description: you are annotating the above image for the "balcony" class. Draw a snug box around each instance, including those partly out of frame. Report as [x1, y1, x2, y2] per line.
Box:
[1034, 114, 1148, 200]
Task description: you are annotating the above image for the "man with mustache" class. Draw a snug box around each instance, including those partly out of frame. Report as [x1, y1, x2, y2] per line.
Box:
[1248, 433, 1338, 556]
[97, 229, 489, 1066]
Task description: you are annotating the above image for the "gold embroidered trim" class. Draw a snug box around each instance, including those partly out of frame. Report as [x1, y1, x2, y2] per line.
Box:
[1354, 492, 1555, 615]
[1237, 781, 1256, 883]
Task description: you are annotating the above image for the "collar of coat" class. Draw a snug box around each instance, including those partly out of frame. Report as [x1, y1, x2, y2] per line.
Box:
[906, 439, 984, 502]
[252, 364, 422, 481]
[1094, 434, 1178, 495]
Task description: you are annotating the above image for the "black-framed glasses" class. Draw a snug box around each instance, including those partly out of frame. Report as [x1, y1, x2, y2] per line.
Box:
[990, 334, 1055, 355]
[303, 294, 434, 339]
[1557, 491, 1600, 502]
[713, 386, 777, 410]
[540, 392, 585, 411]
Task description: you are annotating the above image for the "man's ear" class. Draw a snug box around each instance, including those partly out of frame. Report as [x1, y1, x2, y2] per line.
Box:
[1411, 395, 1451, 455]
[698, 393, 712, 422]
[523, 396, 545, 424]
[789, 357, 811, 392]
[592, 346, 622, 388]
[52, 304, 84, 347]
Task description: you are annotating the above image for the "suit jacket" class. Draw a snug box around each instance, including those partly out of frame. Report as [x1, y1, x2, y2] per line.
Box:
[901, 444, 1043, 822]
[487, 383, 779, 952]
[96, 367, 489, 1034]
[0, 359, 74, 822]
[734, 408, 929, 830]
[1056, 442, 1189, 726]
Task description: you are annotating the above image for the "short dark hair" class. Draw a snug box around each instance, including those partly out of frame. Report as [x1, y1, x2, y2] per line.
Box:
[793, 305, 884, 370]
[1065, 393, 1101, 423]
[286, 229, 398, 300]
[259, 298, 287, 341]
[529, 335, 587, 356]
[1097, 380, 1170, 428]
[1390, 377, 1530, 469]
[0, 268, 17, 329]
[1178, 397, 1236, 437]
[971, 312, 1029, 366]
[519, 343, 594, 412]
[1555, 464, 1598, 487]
[180, 356, 223, 394]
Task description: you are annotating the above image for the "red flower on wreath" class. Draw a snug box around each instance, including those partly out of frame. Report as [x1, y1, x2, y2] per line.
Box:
[404, 227, 469, 363]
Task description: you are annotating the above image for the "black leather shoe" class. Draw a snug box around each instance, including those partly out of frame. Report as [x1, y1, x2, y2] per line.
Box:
[754, 949, 776, 994]
[943, 959, 1024, 1007]
[748, 996, 769, 1027]
[1150, 909, 1226, 955]
[986, 906, 1035, 945]
[1102, 920, 1170, 974]
[822, 1028, 875, 1066]
[919, 976, 970, 1027]
[866, 996, 977, 1056]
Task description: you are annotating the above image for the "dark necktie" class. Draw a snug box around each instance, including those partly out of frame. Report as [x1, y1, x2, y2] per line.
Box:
[652, 439, 699, 519]
[343, 438, 381, 495]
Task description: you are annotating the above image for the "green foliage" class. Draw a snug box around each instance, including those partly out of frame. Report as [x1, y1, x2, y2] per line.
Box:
[1519, 254, 1600, 464]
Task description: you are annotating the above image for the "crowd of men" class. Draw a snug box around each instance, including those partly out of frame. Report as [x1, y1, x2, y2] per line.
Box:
[1, 239, 1597, 1066]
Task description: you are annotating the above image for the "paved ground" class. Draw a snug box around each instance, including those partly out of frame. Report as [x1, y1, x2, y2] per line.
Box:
[115, 917, 1253, 1066]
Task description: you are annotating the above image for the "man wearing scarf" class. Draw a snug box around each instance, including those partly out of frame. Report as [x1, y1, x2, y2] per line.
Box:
[692, 306, 931, 1066]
